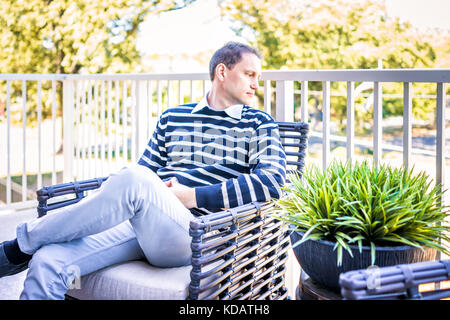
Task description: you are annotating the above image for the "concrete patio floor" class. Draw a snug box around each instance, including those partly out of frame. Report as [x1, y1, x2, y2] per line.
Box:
[0, 208, 36, 300]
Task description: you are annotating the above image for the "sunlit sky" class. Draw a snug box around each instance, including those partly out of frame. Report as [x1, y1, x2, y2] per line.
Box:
[137, 0, 450, 68]
[386, 0, 450, 30]
[138, 0, 236, 56]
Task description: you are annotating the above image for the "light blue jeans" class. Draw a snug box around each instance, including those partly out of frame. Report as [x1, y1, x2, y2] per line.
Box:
[16, 164, 195, 300]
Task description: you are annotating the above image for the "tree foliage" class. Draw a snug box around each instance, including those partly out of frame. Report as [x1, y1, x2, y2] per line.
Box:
[0, 0, 196, 74]
[220, 0, 450, 132]
[0, 0, 195, 125]
[220, 0, 448, 70]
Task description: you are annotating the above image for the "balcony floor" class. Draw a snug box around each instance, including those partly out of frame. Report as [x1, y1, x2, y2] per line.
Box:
[0, 208, 36, 300]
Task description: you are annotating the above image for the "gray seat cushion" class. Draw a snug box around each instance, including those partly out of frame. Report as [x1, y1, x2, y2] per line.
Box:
[67, 260, 191, 300]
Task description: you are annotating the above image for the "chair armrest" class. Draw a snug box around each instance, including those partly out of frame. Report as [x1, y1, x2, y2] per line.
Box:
[36, 177, 108, 217]
[188, 201, 290, 300]
[339, 259, 450, 300]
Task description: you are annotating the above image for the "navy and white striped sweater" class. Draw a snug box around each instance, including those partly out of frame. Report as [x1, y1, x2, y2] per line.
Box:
[137, 101, 286, 212]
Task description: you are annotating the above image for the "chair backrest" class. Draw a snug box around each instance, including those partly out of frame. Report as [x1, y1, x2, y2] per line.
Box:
[276, 121, 309, 176]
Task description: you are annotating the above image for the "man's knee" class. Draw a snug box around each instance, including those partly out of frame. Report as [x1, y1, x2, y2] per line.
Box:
[115, 164, 160, 186]
[22, 246, 77, 299]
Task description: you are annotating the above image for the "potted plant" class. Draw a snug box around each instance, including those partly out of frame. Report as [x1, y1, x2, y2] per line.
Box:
[272, 160, 450, 292]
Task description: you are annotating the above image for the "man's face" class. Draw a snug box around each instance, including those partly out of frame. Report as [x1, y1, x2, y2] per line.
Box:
[221, 52, 262, 106]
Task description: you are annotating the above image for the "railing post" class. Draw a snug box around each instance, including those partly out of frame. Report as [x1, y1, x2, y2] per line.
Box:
[403, 82, 412, 168]
[373, 82, 383, 168]
[264, 80, 272, 116]
[300, 81, 309, 122]
[63, 79, 75, 182]
[22, 80, 27, 201]
[346, 81, 355, 162]
[275, 80, 294, 122]
[6, 80, 11, 204]
[435, 82, 446, 268]
[436, 82, 446, 195]
[323, 81, 330, 169]
[135, 80, 149, 162]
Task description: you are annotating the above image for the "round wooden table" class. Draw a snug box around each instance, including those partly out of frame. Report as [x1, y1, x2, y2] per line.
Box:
[296, 271, 342, 300]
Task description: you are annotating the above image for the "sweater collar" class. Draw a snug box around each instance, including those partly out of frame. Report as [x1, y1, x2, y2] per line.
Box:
[192, 93, 243, 120]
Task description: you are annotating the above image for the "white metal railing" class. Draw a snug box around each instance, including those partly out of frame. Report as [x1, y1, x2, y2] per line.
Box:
[1, 75, 64, 210]
[61, 73, 212, 184]
[1, 69, 449, 297]
[1, 69, 449, 208]
[0, 73, 212, 210]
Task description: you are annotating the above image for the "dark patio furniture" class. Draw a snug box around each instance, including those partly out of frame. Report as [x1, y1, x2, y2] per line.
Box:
[35, 121, 308, 300]
[339, 259, 450, 300]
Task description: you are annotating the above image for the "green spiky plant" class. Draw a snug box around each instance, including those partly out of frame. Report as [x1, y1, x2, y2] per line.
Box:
[272, 160, 450, 266]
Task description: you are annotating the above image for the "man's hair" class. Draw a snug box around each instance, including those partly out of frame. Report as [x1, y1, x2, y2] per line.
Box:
[209, 42, 261, 81]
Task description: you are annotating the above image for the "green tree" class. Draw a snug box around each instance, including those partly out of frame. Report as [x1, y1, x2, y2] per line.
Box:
[220, 0, 450, 133]
[0, 0, 196, 74]
[0, 0, 196, 124]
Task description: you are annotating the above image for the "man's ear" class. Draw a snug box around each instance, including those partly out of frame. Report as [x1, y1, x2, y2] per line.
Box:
[215, 63, 226, 81]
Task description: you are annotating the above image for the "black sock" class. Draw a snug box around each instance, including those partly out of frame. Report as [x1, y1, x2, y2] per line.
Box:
[3, 239, 32, 265]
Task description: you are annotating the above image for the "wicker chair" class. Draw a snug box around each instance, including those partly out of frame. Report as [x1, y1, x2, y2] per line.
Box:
[339, 259, 450, 300]
[35, 121, 309, 300]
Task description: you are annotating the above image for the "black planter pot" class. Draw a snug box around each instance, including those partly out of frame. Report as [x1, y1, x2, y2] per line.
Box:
[290, 230, 437, 292]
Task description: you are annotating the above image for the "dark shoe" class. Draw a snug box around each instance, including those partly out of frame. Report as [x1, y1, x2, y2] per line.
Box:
[0, 242, 29, 278]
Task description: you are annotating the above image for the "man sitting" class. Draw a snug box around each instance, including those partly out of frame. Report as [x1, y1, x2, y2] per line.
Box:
[0, 42, 286, 299]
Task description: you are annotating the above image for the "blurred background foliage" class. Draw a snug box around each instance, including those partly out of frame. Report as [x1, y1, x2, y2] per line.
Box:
[0, 0, 197, 74]
[219, 0, 450, 134]
[0, 0, 195, 124]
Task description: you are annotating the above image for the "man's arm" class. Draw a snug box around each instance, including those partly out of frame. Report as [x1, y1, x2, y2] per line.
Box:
[137, 115, 168, 172]
[194, 122, 286, 210]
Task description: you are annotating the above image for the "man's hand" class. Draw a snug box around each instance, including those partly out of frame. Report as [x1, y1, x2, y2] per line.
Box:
[166, 177, 197, 209]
